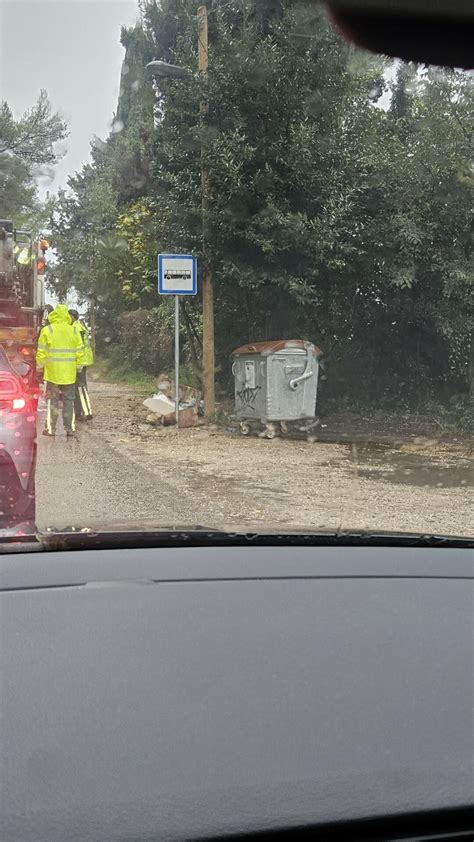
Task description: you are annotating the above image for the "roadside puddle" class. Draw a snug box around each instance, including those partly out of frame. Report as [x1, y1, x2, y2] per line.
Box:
[350, 443, 473, 489]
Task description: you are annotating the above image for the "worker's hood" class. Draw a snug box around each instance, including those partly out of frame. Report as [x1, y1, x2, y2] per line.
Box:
[48, 304, 71, 325]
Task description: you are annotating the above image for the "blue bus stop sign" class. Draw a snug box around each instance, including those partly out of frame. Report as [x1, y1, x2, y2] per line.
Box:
[158, 254, 197, 296]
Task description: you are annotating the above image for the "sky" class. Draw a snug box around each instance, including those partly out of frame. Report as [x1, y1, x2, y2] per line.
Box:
[0, 0, 139, 196]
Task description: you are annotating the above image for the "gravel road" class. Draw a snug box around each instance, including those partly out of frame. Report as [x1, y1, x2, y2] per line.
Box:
[36, 380, 473, 536]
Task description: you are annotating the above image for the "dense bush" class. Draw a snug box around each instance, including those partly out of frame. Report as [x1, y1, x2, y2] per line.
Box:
[116, 306, 174, 375]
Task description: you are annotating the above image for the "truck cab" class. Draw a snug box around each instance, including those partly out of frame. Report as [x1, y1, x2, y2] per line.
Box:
[0, 220, 45, 534]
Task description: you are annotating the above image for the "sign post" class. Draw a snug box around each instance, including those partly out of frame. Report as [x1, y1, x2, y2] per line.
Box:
[174, 295, 180, 427]
[158, 254, 197, 429]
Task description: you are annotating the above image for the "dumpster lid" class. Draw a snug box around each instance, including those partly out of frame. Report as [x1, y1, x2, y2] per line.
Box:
[232, 340, 320, 356]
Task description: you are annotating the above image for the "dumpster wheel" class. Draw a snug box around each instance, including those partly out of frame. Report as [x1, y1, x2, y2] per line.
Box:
[239, 421, 251, 436]
[259, 423, 277, 440]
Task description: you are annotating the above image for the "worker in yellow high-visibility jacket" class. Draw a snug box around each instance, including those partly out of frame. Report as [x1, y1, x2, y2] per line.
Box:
[69, 309, 94, 421]
[36, 304, 84, 438]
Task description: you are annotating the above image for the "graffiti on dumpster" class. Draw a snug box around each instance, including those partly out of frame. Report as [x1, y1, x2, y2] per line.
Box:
[237, 385, 261, 409]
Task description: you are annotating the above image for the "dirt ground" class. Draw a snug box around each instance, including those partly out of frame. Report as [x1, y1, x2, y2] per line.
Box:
[83, 380, 473, 537]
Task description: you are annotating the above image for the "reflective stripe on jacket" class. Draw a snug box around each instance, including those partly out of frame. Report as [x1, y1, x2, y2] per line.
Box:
[36, 304, 84, 385]
[73, 320, 94, 367]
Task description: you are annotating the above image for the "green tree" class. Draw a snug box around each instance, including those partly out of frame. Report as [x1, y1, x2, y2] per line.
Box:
[49, 22, 156, 338]
[0, 90, 68, 228]
[51, 0, 473, 402]
[352, 67, 474, 400]
[146, 2, 389, 364]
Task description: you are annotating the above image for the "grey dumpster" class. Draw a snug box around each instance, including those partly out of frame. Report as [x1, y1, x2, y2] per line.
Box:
[231, 340, 320, 438]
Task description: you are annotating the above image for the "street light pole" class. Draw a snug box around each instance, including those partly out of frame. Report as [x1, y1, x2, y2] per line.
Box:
[197, 5, 215, 419]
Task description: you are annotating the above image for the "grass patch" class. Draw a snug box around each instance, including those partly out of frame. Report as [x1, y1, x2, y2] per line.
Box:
[91, 353, 156, 393]
[422, 399, 474, 436]
[92, 353, 203, 395]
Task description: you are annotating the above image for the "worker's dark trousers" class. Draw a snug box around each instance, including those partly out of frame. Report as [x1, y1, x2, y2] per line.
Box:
[45, 382, 76, 434]
[75, 367, 92, 419]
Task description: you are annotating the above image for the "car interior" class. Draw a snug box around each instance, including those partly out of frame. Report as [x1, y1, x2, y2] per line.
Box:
[1, 1, 473, 840]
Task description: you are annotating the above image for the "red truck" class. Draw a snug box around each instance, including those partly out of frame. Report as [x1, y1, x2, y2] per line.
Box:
[0, 220, 47, 534]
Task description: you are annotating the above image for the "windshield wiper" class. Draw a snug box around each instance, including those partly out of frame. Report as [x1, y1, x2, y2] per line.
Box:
[1, 527, 473, 552]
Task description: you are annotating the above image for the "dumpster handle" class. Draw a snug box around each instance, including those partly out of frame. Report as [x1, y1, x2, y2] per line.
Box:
[231, 362, 236, 376]
[289, 364, 313, 390]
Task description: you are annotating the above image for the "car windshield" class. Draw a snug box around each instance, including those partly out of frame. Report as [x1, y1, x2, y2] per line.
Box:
[0, 0, 472, 541]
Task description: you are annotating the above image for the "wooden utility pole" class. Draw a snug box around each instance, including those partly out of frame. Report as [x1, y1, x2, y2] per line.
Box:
[197, 5, 215, 418]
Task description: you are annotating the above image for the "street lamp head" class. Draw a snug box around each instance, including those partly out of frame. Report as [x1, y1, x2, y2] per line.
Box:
[146, 60, 189, 80]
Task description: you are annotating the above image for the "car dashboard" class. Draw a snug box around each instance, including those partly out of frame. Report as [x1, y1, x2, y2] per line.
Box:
[1, 543, 472, 841]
